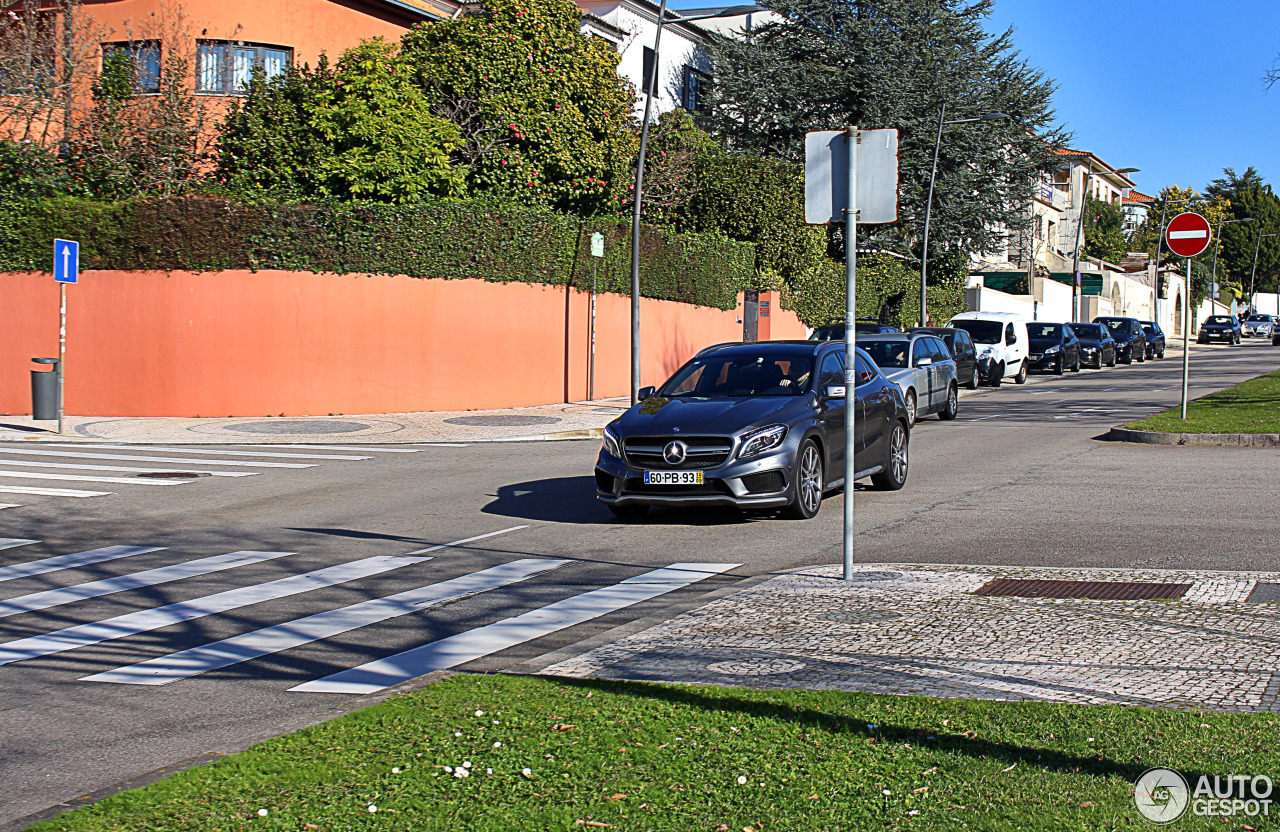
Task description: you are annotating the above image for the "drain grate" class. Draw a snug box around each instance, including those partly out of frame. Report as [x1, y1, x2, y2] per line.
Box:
[1247, 583, 1280, 603]
[975, 578, 1191, 601]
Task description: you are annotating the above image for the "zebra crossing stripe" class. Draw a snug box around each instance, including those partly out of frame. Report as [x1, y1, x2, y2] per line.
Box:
[0, 504, 21, 510]
[0, 550, 293, 619]
[0, 539, 38, 551]
[0, 545, 164, 583]
[405, 526, 529, 555]
[82, 559, 569, 685]
[0, 485, 112, 498]
[38, 444, 370, 461]
[0, 470, 189, 486]
[0, 448, 315, 469]
[248, 445, 420, 453]
[0, 555, 428, 666]
[0, 459, 257, 477]
[289, 562, 740, 695]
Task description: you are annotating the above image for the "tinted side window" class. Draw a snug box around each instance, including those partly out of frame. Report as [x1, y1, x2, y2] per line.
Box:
[819, 353, 844, 389]
[911, 339, 929, 364]
[854, 354, 875, 386]
[955, 330, 971, 352]
[929, 338, 950, 361]
[1005, 324, 1016, 344]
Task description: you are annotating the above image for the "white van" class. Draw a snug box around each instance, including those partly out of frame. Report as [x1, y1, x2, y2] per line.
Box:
[945, 311, 1029, 387]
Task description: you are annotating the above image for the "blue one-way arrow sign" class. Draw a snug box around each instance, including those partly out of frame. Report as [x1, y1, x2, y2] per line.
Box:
[54, 239, 79, 284]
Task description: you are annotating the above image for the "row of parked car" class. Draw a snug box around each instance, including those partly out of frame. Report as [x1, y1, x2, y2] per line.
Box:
[592, 308, 1248, 522]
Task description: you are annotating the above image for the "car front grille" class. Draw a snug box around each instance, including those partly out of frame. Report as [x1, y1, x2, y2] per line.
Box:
[623, 436, 734, 469]
[741, 470, 787, 494]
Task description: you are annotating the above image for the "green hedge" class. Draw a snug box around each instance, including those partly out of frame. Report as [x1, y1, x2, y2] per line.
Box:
[0, 196, 754, 310]
[782, 252, 967, 330]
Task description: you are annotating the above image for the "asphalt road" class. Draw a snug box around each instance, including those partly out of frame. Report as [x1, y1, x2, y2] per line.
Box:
[1, 338, 1278, 828]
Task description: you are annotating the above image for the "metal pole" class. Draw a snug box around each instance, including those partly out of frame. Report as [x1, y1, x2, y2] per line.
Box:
[1070, 168, 1092, 322]
[920, 103, 944, 327]
[842, 127, 858, 582]
[1249, 226, 1263, 311]
[1181, 257, 1191, 420]
[589, 261, 597, 401]
[58, 281, 66, 435]
[1210, 214, 1225, 291]
[629, 0, 666, 405]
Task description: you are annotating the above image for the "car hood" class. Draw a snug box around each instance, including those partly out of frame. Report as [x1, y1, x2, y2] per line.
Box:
[1028, 338, 1062, 351]
[1201, 323, 1233, 330]
[614, 395, 805, 435]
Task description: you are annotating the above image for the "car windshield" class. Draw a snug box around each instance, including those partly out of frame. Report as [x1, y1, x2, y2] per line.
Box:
[809, 323, 894, 341]
[950, 320, 1003, 344]
[658, 353, 815, 398]
[1096, 318, 1129, 332]
[1029, 324, 1063, 339]
[1247, 315, 1269, 321]
[1141, 323, 1155, 333]
[1073, 324, 1104, 338]
[861, 339, 911, 369]
[1207, 316, 1234, 325]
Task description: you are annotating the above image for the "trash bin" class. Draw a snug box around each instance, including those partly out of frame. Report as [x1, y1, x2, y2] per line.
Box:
[31, 357, 58, 421]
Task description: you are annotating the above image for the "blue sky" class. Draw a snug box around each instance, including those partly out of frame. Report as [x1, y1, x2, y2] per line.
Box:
[668, 0, 1280, 197]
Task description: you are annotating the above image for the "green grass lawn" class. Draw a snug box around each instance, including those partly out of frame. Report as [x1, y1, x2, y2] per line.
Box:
[1128, 368, 1280, 433]
[31, 674, 1280, 831]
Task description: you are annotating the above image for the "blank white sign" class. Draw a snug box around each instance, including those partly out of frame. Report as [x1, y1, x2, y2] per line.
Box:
[804, 129, 900, 225]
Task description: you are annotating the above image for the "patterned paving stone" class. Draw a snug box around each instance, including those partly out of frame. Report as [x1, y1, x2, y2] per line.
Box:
[543, 563, 1280, 714]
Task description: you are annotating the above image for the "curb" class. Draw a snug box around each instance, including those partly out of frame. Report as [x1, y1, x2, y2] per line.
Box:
[1108, 426, 1280, 447]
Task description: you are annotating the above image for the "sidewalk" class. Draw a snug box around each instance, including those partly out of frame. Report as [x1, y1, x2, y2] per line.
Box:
[542, 562, 1280, 713]
[0, 398, 629, 444]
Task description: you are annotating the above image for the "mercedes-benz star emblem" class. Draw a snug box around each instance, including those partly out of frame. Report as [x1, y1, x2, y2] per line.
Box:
[663, 440, 688, 465]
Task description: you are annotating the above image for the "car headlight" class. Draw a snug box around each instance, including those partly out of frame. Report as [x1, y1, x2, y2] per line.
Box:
[1044, 345, 1060, 355]
[602, 425, 622, 459]
[978, 347, 995, 359]
[738, 424, 788, 459]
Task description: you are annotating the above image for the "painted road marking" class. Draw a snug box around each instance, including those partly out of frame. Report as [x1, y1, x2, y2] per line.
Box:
[0, 485, 112, 498]
[410, 443, 472, 448]
[967, 415, 1000, 421]
[0, 539, 37, 552]
[0, 460, 257, 477]
[35, 444, 370, 461]
[1029, 389, 1063, 395]
[0, 551, 293, 619]
[0, 504, 21, 510]
[248, 445, 420, 454]
[84, 559, 568, 686]
[0, 448, 314, 469]
[290, 562, 741, 695]
[0, 555, 427, 666]
[0, 470, 188, 487]
[406, 526, 529, 555]
[0, 545, 164, 583]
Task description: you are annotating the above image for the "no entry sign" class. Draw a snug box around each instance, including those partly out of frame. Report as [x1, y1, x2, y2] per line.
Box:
[1165, 212, 1212, 258]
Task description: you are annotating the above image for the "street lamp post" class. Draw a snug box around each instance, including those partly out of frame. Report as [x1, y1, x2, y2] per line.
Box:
[1069, 165, 1138, 321]
[1210, 216, 1253, 299]
[1249, 228, 1280, 314]
[628, 3, 763, 404]
[919, 108, 1009, 326]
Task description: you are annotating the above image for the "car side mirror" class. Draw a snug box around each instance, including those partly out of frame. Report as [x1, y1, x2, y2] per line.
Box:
[638, 386, 656, 400]
[915, 357, 933, 367]
[825, 384, 846, 399]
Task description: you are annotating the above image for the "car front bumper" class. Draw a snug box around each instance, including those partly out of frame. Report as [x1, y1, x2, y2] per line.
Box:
[1244, 326, 1272, 336]
[595, 446, 795, 509]
[1200, 330, 1234, 340]
[1026, 352, 1063, 371]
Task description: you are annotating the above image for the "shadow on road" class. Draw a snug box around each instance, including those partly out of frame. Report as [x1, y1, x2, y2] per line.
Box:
[481, 476, 759, 527]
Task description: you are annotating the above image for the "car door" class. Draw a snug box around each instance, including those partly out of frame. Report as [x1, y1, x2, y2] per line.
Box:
[910, 337, 934, 410]
[854, 352, 890, 474]
[816, 351, 846, 481]
[953, 330, 974, 379]
[1063, 325, 1080, 366]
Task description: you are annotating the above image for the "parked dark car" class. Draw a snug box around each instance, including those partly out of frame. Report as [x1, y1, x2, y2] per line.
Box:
[1026, 323, 1082, 375]
[1094, 317, 1148, 364]
[595, 341, 912, 520]
[911, 327, 980, 389]
[1197, 315, 1242, 345]
[810, 320, 901, 340]
[1071, 323, 1117, 369]
[1138, 321, 1167, 359]
[858, 333, 960, 426]
[1273, 326, 1280, 347]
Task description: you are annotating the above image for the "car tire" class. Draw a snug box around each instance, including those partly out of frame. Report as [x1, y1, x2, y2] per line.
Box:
[1013, 362, 1028, 384]
[967, 367, 980, 390]
[1157, 347, 1165, 359]
[1137, 348, 1146, 363]
[1121, 349, 1132, 364]
[870, 422, 909, 491]
[904, 389, 917, 427]
[990, 363, 1004, 387]
[938, 382, 959, 420]
[607, 503, 649, 520]
[782, 439, 824, 520]
[1072, 356, 1081, 372]
[1106, 351, 1116, 367]
[1054, 356, 1065, 375]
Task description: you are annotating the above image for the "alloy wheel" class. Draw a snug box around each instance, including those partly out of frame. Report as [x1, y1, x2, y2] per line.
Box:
[889, 425, 908, 483]
[798, 444, 823, 515]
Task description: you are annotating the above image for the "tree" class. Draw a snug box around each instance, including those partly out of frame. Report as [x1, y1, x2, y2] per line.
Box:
[1081, 196, 1125, 264]
[398, 0, 637, 215]
[1204, 167, 1280, 295]
[702, 0, 1065, 264]
[219, 40, 463, 203]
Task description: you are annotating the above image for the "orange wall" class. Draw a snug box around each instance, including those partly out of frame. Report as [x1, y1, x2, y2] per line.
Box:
[1, 271, 806, 417]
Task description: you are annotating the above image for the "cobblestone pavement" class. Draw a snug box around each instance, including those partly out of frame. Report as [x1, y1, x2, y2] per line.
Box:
[542, 562, 1280, 713]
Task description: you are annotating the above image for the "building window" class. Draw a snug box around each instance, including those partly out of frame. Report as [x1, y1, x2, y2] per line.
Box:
[197, 41, 290, 94]
[641, 46, 656, 96]
[102, 41, 161, 94]
[681, 65, 709, 114]
[0, 13, 56, 97]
